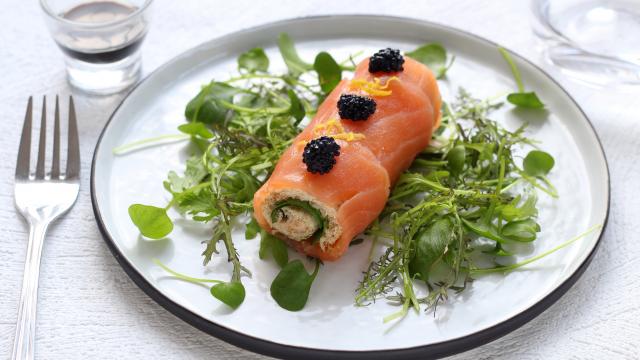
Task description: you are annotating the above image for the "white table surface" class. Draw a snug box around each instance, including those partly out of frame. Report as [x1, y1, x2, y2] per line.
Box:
[1, 1, 638, 359]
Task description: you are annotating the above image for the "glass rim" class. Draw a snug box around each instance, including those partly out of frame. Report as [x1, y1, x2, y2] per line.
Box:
[39, 0, 153, 28]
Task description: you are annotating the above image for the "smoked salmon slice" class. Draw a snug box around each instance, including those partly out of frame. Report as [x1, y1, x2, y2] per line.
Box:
[253, 49, 441, 261]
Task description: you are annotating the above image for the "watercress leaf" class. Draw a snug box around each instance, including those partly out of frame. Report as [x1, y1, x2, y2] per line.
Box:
[277, 33, 312, 76]
[523, 150, 555, 177]
[447, 144, 466, 176]
[245, 217, 260, 240]
[409, 218, 454, 282]
[178, 122, 213, 139]
[185, 82, 242, 124]
[406, 43, 452, 79]
[258, 230, 272, 260]
[313, 51, 342, 93]
[287, 89, 305, 124]
[501, 219, 540, 242]
[270, 260, 319, 311]
[271, 237, 289, 268]
[257, 231, 289, 267]
[210, 281, 245, 309]
[507, 92, 545, 109]
[238, 47, 269, 72]
[128, 204, 173, 239]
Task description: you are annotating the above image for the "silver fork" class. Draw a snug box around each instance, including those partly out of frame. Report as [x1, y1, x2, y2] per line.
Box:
[12, 96, 80, 360]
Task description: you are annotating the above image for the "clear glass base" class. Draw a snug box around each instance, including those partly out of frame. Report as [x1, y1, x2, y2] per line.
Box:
[65, 53, 142, 95]
[532, 0, 640, 87]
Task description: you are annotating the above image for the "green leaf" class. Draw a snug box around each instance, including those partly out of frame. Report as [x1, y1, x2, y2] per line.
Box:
[523, 150, 555, 177]
[287, 89, 305, 125]
[499, 194, 538, 221]
[447, 144, 466, 176]
[185, 82, 242, 124]
[461, 218, 511, 244]
[178, 122, 213, 139]
[238, 47, 269, 72]
[313, 52, 342, 93]
[277, 33, 312, 76]
[128, 204, 173, 239]
[409, 218, 454, 281]
[501, 219, 540, 242]
[507, 92, 545, 109]
[498, 47, 545, 108]
[245, 217, 260, 240]
[210, 281, 245, 309]
[258, 231, 289, 268]
[270, 260, 319, 311]
[406, 43, 453, 79]
[163, 156, 208, 193]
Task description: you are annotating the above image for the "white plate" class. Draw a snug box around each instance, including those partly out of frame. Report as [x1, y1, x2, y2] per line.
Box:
[91, 16, 609, 359]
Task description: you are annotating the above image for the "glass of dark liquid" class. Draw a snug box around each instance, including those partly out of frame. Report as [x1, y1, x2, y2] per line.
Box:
[41, 0, 153, 95]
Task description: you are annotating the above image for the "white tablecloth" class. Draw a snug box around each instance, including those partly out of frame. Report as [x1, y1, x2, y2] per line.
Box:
[1, 1, 638, 359]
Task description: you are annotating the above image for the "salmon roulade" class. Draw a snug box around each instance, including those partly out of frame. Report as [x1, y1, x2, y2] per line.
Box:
[253, 48, 441, 261]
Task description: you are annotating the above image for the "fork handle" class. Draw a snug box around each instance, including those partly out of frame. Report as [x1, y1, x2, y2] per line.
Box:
[12, 223, 48, 360]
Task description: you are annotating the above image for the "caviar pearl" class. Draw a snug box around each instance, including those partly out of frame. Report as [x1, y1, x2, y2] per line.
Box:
[368, 48, 404, 73]
[302, 136, 341, 174]
[337, 94, 376, 121]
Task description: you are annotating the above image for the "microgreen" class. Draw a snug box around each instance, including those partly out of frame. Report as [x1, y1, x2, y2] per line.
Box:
[259, 231, 289, 268]
[238, 47, 269, 73]
[498, 47, 545, 109]
[277, 33, 312, 76]
[210, 282, 246, 309]
[153, 259, 245, 309]
[245, 217, 261, 240]
[523, 150, 555, 177]
[270, 259, 320, 311]
[128, 204, 173, 239]
[406, 43, 454, 79]
[313, 51, 342, 93]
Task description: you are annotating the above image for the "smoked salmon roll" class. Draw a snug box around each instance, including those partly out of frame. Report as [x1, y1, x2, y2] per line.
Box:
[253, 48, 441, 261]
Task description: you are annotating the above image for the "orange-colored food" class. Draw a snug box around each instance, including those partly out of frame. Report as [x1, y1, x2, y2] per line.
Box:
[253, 56, 441, 261]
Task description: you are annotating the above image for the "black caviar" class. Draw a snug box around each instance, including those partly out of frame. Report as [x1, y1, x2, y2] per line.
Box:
[302, 136, 341, 174]
[368, 48, 404, 73]
[337, 94, 376, 121]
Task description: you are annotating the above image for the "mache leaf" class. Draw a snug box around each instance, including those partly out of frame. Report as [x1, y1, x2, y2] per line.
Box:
[238, 47, 269, 72]
[406, 43, 453, 79]
[313, 51, 342, 93]
[210, 281, 246, 309]
[270, 260, 319, 311]
[409, 218, 454, 282]
[185, 82, 242, 124]
[128, 204, 173, 239]
[523, 150, 555, 177]
[287, 89, 305, 125]
[277, 33, 312, 76]
[178, 122, 214, 139]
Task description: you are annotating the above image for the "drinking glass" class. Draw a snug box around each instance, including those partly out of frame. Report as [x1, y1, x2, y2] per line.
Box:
[40, 0, 153, 95]
[532, 0, 640, 86]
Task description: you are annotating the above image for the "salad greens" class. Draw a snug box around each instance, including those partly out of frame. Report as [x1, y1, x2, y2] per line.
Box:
[499, 47, 545, 109]
[122, 34, 594, 318]
[271, 260, 321, 311]
[405, 43, 454, 79]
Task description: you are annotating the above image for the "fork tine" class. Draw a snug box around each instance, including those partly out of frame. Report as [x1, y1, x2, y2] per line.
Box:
[51, 96, 61, 179]
[66, 96, 80, 179]
[35, 96, 47, 180]
[15, 97, 33, 179]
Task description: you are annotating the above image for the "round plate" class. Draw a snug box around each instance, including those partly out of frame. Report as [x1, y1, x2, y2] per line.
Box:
[91, 15, 609, 359]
